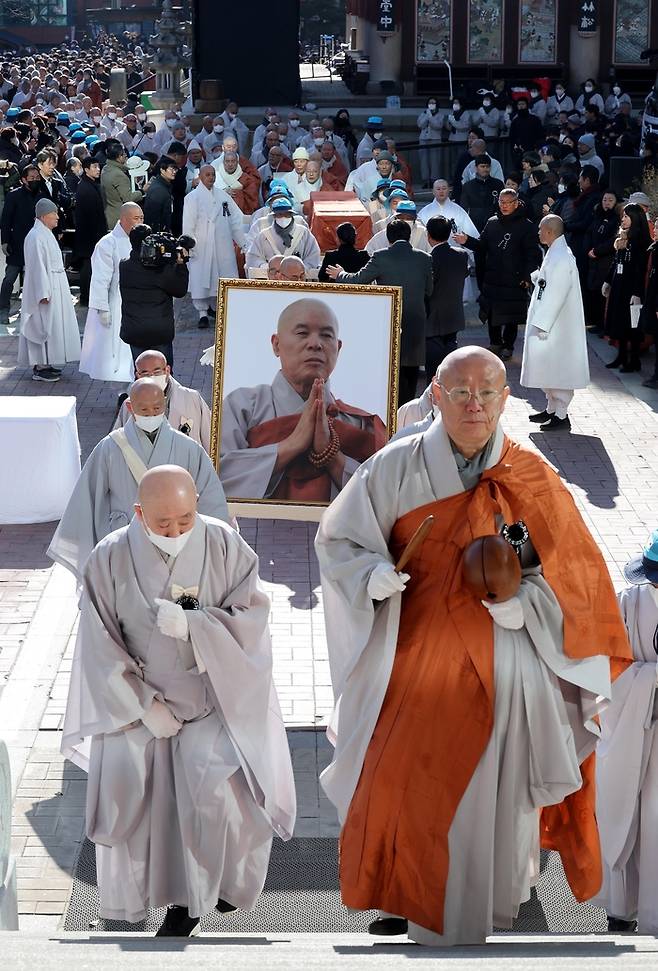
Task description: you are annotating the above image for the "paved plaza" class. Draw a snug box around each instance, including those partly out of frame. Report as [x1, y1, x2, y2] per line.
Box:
[2, 294, 658, 954]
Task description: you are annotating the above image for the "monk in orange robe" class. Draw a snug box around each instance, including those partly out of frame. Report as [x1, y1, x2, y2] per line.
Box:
[316, 346, 632, 946]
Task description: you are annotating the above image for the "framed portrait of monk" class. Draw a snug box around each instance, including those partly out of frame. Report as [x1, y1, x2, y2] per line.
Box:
[210, 279, 401, 519]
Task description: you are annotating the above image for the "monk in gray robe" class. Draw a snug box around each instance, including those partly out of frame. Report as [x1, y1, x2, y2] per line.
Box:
[48, 379, 228, 580]
[220, 298, 387, 501]
[114, 349, 212, 453]
[61, 467, 296, 935]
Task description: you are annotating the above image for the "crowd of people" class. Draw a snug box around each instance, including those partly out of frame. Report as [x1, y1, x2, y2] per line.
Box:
[4, 37, 658, 948]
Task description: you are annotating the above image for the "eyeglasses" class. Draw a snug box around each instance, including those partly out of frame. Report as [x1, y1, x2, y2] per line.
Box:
[438, 385, 505, 406]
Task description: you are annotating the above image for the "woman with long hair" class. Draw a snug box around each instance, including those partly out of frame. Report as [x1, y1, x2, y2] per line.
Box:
[585, 189, 620, 334]
[604, 203, 651, 372]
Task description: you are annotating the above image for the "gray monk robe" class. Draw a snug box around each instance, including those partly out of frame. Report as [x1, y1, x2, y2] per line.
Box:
[220, 371, 388, 501]
[48, 417, 228, 580]
[61, 514, 296, 923]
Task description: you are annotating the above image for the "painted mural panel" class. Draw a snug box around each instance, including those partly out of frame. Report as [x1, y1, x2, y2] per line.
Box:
[468, 0, 504, 63]
[614, 0, 650, 63]
[416, 0, 451, 62]
[519, 0, 557, 63]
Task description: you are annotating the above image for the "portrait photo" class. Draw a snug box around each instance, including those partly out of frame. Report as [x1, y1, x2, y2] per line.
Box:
[210, 279, 401, 513]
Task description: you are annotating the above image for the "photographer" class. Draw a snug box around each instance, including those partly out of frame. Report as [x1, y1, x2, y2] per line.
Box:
[119, 223, 191, 370]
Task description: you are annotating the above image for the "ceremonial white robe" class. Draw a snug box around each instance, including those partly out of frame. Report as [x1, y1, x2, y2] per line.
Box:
[345, 159, 380, 204]
[18, 219, 81, 367]
[245, 223, 321, 272]
[315, 418, 611, 946]
[47, 418, 228, 580]
[396, 384, 433, 429]
[220, 371, 372, 499]
[417, 198, 479, 239]
[62, 513, 296, 922]
[182, 183, 245, 302]
[520, 235, 590, 391]
[593, 584, 658, 932]
[365, 221, 432, 255]
[114, 376, 212, 453]
[245, 211, 306, 249]
[79, 223, 134, 383]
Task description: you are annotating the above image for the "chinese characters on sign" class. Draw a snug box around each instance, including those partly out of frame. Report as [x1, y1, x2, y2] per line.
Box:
[578, 0, 598, 33]
[378, 0, 395, 32]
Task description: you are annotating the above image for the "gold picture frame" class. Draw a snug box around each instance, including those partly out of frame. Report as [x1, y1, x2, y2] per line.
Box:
[210, 278, 402, 521]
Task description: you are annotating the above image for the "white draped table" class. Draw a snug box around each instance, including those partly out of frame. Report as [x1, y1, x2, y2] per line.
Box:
[0, 396, 81, 524]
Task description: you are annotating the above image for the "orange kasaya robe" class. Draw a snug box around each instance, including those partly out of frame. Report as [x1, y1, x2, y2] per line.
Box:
[247, 402, 388, 502]
[339, 436, 632, 935]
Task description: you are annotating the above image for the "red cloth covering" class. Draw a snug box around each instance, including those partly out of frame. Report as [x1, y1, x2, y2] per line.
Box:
[308, 192, 373, 253]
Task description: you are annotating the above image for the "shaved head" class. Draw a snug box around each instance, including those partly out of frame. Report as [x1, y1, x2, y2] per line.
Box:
[135, 466, 198, 537]
[539, 213, 564, 246]
[273, 299, 342, 398]
[434, 346, 509, 458]
[134, 349, 170, 380]
[127, 377, 166, 416]
[279, 255, 306, 282]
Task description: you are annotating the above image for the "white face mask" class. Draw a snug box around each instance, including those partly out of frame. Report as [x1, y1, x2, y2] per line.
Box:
[136, 111, 146, 120]
[213, 124, 223, 133]
[228, 112, 236, 119]
[428, 102, 437, 110]
[452, 104, 460, 112]
[558, 183, 566, 193]
[134, 412, 165, 433]
[373, 131, 383, 139]
[144, 373, 168, 391]
[107, 112, 117, 120]
[143, 517, 194, 558]
[275, 216, 292, 228]
[585, 84, 593, 93]
[313, 137, 324, 147]
[613, 86, 621, 96]
[530, 91, 539, 100]
[483, 99, 492, 107]
[166, 118, 176, 128]
[289, 119, 300, 128]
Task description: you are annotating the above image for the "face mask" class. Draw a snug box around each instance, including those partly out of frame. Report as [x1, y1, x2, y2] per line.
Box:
[483, 99, 492, 108]
[313, 137, 324, 147]
[585, 84, 593, 93]
[134, 413, 165, 433]
[228, 112, 236, 119]
[166, 118, 176, 128]
[213, 124, 223, 133]
[373, 131, 382, 139]
[428, 102, 437, 111]
[530, 91, 539, 99]
[136, 111, 146, 119]
[143, 518, 194, 558]
[275, 216, 292, 228]
[558, 183, 566, 193]
[27, 181, 40, 193]
[290, 119, 300, 127]
[145, 374, 168, 391]
[452, 103, 460, 112]
[613, 86, 621, 96]
[267, 114, 276, 122]
[107, 112, 116, 120]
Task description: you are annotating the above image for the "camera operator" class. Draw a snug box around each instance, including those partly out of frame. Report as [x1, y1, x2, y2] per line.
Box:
[119, 223, 191, 370]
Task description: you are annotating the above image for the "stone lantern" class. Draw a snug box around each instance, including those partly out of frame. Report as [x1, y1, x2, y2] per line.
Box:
[150, 0, 189, 108]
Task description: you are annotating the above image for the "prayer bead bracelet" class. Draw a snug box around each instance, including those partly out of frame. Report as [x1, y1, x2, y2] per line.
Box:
[308, 421, 341, 468]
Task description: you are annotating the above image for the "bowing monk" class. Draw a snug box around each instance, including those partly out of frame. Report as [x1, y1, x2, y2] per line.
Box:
[61, 466, 296, 936]
[48, 378, 228, 580]
[315, 345, 632, 946]
[219, 298, 387, 501]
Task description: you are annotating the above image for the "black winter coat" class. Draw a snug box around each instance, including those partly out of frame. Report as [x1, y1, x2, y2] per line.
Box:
[640, 240, 658, 336]
[460, 175, 505, 232]
[142, 175, 173, 233]
[605, 239, 648, 341]
[0, 184, 38, 266]
[74, 175, 108, 258]
[564, 187, 602, 270]
[318, 243, 370, 281]
[584, 206, 619, 291]
[467, 206, 541, 327]
[119, 250, 189, 346]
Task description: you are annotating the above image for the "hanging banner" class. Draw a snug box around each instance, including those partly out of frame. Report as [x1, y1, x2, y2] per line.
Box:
[377, 0, 395, 33]
[578, 0, 598, 33]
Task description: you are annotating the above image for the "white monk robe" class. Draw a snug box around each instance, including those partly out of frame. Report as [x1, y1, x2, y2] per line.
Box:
[61, 513, 296, 922]
[18, 219, 81, 367]
[365, 220, 432, 255]
[220, 370, 386, 500]
[79, 222, 134, 383]
[593, 584, 658, 932]
[245, 221, 321, 272]
[182, 182, 246, 306]
[315, 418, 612, 946]
[47, 417, 228, 580]
[114, 376, 211, 453]
[520, 235, 590, 417]
[345, 159, 380, 204]
[245, 211, 306, 250]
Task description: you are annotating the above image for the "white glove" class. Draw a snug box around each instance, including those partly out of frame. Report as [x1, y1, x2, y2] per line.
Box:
[96, 310, 111, 326]
[199, 344, 215, 366]
[367, 562, 410, 601]
[630, 295, 642, 306]
[481, 596, 524, 630]
[601, 283, 611, 298]
[535, 329, 548, 340]
[154, 598, 189, 640]
[141, 698, 182, 739]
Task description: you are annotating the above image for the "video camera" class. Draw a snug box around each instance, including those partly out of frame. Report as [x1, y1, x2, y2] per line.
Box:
[139, 232, 196, 268]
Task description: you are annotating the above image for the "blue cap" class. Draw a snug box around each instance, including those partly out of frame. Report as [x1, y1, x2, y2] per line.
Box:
[70, 131, 86, 144]
[396, 200, 417, 214]
[268, 185, 292, 201]
[6, 107, 20, 119]
[271, 197, 293, 212]
[390, 179, 406, 190]
[56, 111, 70, 123]
[68, 122, 82, 133]
[624, 529, 658, 584]
[367, 115, 383, 126]
[376, 178, 390, 189]
[85, 134, 99, 147]
[389, 188, 409, 201]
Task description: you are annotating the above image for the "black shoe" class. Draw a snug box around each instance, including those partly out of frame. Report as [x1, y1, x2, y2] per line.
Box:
[540, 414, 571, 432]
[368, 916, 408, 936]
[587, 326, 604, 335]
[619, 359, 641, 373]
[198, 316, 209, 329]
[49, 366, 63, 374]
[529, 409, 550, 423]
[32, 366, 60, 383]
[488, 343, 503, 355]
[155, 905, 200, 937]
[605, 354, 625, 369]
[500, 347, 513, 361]
[216, 897, 238, 914]
[607, 916, 637, 933]
[642, 377, 658, 389]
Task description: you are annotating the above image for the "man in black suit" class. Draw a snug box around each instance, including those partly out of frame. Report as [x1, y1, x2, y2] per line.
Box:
[325, 218, 433, 404]
[74, 157, 108, 306]
[425, 216, 469, 377]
